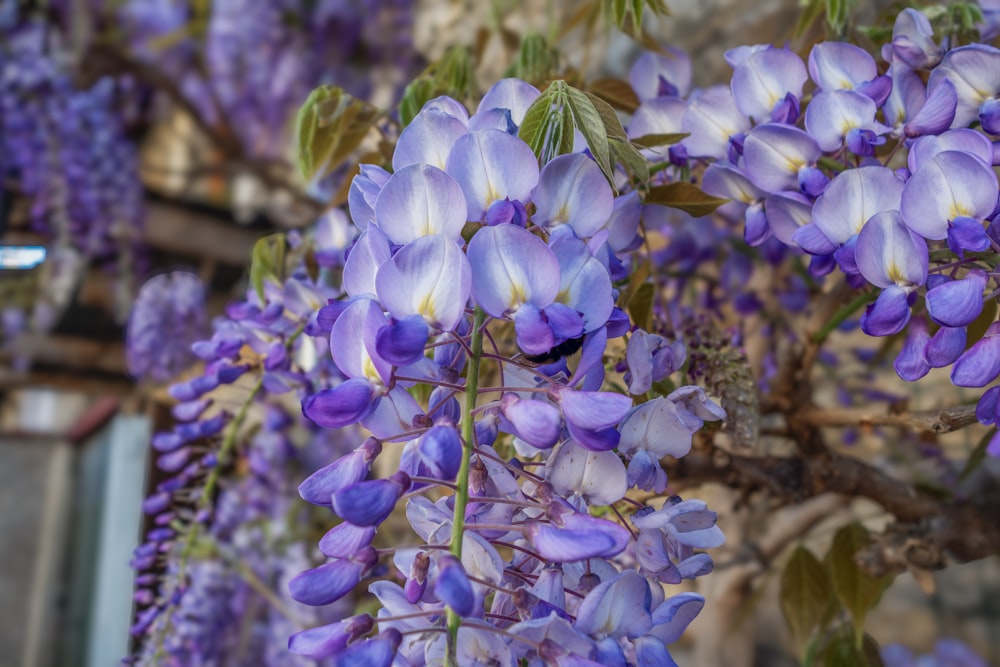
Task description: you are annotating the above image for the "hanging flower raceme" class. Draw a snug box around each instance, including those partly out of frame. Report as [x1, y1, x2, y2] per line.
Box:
[284, 77, 726, 666]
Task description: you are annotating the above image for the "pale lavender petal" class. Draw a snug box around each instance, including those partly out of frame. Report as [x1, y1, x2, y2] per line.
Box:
[468, 224, 560, 317]
[628, 97, 687, 139]
[812, 166, 904, 243]
[446, 129, 540, 221]
[330, 298, 392, 383]
[476, 78, 541, 126]
[649, 593, 705, 644]
[742, 123, 821, 193]
[574, 571, 653, 640]
[907, 129, 994, 173]
[393, 107, 469, 170]
[804, 89, 884, 152]
[500, 393, 562, 449]
[764, 192, 812, 246]
[901, 151, 999, 240]
[681, 85, 750, 160]
[904, 78, 956, 137]
[888, 8, 942, 69]
[532, 154, 614, 238]
[855, 210, 928, 288]
[730, 46, 807, 121]
[551, 236, 614, 333]
[374, 164, 468, 244]
[701, 163, 762, 205]
[808, 42, 877, 91]
[343, 225, 391, 298]
[927, 44, 1000, 128]
[375, 234, 471, 331]
[629, 48, 692, 101]
[545, 439, 627, 505]
[884, 63, 926, 129]
[348, 164, 390, 230]
[619, 397, 696, 459]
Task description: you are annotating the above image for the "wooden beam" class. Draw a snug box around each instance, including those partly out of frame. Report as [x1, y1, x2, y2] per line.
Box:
[5, 334, 127, 375]
[142, 201, 260, 265]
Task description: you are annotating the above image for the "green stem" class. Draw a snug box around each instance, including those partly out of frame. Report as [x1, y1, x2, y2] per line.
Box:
[810, 289, 876, 345]
[445, 306, 486, 666]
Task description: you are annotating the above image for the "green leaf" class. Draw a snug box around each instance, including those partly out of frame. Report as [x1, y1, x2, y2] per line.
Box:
[645, 182, 729, 217]
[294, 86, 380, 183]
[816, 627, 885, 667]
[509, 34, 559, 85]
[583, 90, 647, 185]
[399, 77, 438, 128]
[826, 523, 893, 642]
[565, 86, 614, 187]
[249, 233, 287, 301]
[399, 47, 474, 127]
[959, 426, 996, 482]
[518, 81, 575, 166]
[628, 281, 655, 332]
[612, 0, 628, 28]
[780, 546, 834, 650]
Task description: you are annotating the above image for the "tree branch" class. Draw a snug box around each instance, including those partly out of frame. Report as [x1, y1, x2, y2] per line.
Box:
[793, 404, 978, 434]
[669, 439, 1000, 574]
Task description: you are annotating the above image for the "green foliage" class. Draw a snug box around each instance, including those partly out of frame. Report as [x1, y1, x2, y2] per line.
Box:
[506, 34, 561, 86]
[826, 523, 894, 644]
[645, 181, 728, 217]
[518, 80, 647, 189]
[605, 0, 669, 32]
[781, 545, 835, 653]
[249, 233, 287, 301]
[294, 86, 380, 183]
[825, 0, 859, 38]
[399, 47, 476, 127]
[814, 625, 885, 667]
[628, 281, 656, 332]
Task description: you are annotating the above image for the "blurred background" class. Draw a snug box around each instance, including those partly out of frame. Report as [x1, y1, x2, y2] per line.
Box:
[1, 1, 997, 666]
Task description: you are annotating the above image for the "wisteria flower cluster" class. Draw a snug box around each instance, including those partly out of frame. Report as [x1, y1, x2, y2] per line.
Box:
[273, 79, 727, 666]
[628, 5, 1000, 457]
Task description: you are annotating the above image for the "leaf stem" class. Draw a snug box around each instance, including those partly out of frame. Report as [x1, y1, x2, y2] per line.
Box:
[445, 306, 486, 666]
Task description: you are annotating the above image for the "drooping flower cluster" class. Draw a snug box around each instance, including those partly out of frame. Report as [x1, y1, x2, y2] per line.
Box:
[127, 229, 360, 664]
[627, 4, 1000, 456]
[113, 0, 421, 161]
[287, 79, 726, 666]
[0, 21, 145, 262]
[126, 272, 207, 383]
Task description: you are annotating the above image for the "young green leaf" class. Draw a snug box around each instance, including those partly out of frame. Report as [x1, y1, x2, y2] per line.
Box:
[249, 233, 287, 301]
[780, 545, 834, 651]
[294, 86, 380, 184]
[565, 86, 613, 186]
[630, 133, 689, 148]
[825, 523, 894, 643]
[518, 81, 575, 166]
